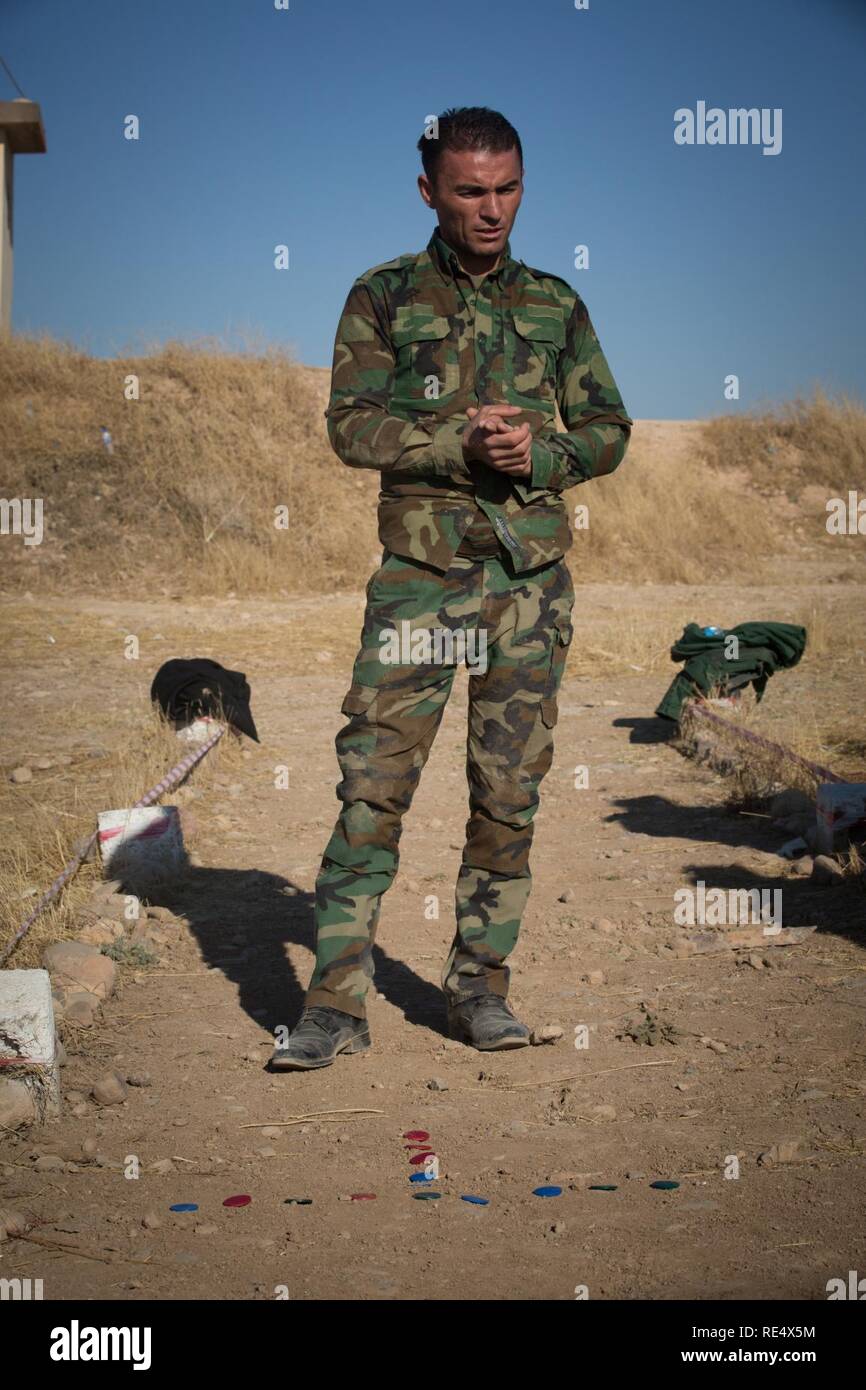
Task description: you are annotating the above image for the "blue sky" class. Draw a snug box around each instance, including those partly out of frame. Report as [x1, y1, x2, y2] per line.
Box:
[3, 0, 865, 418]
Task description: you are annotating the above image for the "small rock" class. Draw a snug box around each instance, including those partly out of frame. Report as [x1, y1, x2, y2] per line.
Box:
[551, 1221, 567, 1234]
[65, 993, 101, 1027]
[557, 889, 574, 904]
[591, 917, 618, 935]
[150, 1150, 177, 1173]
[427, 1078, 449, 1092]
[34, 1154, 65, 1171]
[126, 1073, 152, 1088]
[745, 953, 765, 970]
[589, 1104, 617, 1121]
[76, 918, 125, 947]
[791, 856, 814, 877]
[758, 1139, 808, 1167]
[92, 1071, 129, 1107]
[0, 1079, 37, 1130]
[81, 1137, 99, 1158]
[584, 969, 606, 986]
[702, 1037, 728, 1054]
[530, 1024, 563, 1045]
[0, 1206, 32, 1239]
[43, 940, 117, 1000]
[9, 766, 33, 784]
[812, 855, 844, 886]
[260, 1126, 283, 1139]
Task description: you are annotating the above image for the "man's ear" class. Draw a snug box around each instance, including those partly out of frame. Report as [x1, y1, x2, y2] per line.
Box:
[418, 173, 434, 209]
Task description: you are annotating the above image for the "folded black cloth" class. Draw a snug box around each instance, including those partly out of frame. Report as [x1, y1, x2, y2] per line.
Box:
[150, 658, 259, 741]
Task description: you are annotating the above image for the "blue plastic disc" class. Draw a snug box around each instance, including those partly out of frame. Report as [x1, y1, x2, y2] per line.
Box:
[409, 1171, 435, 1183]
[532, 1186, 562, 1198]
[460, 1195, 489, 1205]
[169, 1203, 198, 1212]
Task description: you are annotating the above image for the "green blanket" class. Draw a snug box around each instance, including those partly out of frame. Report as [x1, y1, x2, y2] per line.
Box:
[656, 621, 807, 722]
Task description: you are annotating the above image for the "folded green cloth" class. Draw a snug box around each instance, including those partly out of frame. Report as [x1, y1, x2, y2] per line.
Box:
[656, 621, 807, 722]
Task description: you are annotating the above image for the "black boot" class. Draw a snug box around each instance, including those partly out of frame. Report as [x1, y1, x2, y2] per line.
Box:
[446, 994, 530, 1051]
[269, 1006, 371, 1071]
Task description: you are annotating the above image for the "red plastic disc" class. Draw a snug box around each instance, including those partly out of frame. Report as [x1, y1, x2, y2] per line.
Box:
[222, 1194, 252, 1208]
[402, 1130, 430, 1141]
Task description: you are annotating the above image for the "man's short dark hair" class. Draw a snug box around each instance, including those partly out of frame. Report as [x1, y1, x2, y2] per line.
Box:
[417, 106, 523, 183]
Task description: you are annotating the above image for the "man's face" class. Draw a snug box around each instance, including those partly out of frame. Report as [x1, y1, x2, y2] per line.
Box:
[418, 146, 523, 270]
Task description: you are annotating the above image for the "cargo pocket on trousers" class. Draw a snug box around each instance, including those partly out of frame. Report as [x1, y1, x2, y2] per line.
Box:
[540, 618, 574, 728]
[341, 683, 378, 718]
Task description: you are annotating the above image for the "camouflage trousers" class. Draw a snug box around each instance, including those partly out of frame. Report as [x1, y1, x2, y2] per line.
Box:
[305, 548, 575, 1019]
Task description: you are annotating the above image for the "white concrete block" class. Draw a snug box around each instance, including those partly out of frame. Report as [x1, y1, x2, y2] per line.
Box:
[0, 968, 60, 1118]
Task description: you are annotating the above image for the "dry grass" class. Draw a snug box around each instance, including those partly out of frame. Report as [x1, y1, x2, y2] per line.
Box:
[5, 335, 859, 597]
[700, 388, 866, 498]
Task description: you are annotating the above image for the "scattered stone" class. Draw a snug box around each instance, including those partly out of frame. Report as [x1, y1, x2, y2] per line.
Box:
[584, 969, 606, 986]
[126, 1073, 152, 1088]
[65, 993, 101, 1027]
[702, 1037, 728, 1055]
[557, 889, 575, 904]
[81, 1137, 99, 1158]
[34, 1154, 65, 1172]
[92, 1071, 129, 1107]
[260, 1126, 283, 1139]
[426, 1078, 449, 1091]
[0, 1079, 37, 1130]
[0, 1206, 32, 1240]
[76, 918, 125, 947]
[9, 766, 33, 783]
[43, 941, 117, 1000]
[758, 1139, 810, 1167]
[530, 1024, 563, 1045]
[812, 855, 845, 886]
[591, 917, 618, 935]
[589, 1104, 617, 1121]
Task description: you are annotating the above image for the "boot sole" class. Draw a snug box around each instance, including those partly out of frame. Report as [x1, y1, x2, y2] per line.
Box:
[269, 1026, 371, 1071]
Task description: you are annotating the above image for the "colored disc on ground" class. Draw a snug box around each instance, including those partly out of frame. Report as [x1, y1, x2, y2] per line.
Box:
[409, 1171, 435, 1183]
[403, 1130, 430, 1141]
[589, 1185, 618, 1191]
[409, 1152, 436, 1165]
[650, 1180, 680, 1190]
[169, 1203, 198, 1212]
[532, 1186, 562, 1198]
[283, 1198, 313, 1205]
[350, 1193, 377, 1201]
[223, 1194, 251, 1207]
[460, 1195, 489, 1205]
[412, 1191, 441, 1200]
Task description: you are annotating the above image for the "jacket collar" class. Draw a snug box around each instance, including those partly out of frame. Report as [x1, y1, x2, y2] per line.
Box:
[427, 225, 514, 285]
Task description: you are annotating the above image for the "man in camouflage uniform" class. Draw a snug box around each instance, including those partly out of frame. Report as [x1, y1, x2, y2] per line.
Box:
[272, 107, 631, 1069]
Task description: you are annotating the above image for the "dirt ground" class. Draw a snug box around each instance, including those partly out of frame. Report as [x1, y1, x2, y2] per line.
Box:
[1, 422, 865, 1302]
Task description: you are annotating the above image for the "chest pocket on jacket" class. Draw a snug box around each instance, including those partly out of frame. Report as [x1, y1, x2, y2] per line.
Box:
[511, 312, 565, 400]
[390, 310, 460, 411]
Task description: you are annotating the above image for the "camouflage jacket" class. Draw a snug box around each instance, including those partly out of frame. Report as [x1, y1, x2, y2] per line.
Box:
[325, 226, 633, 573]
